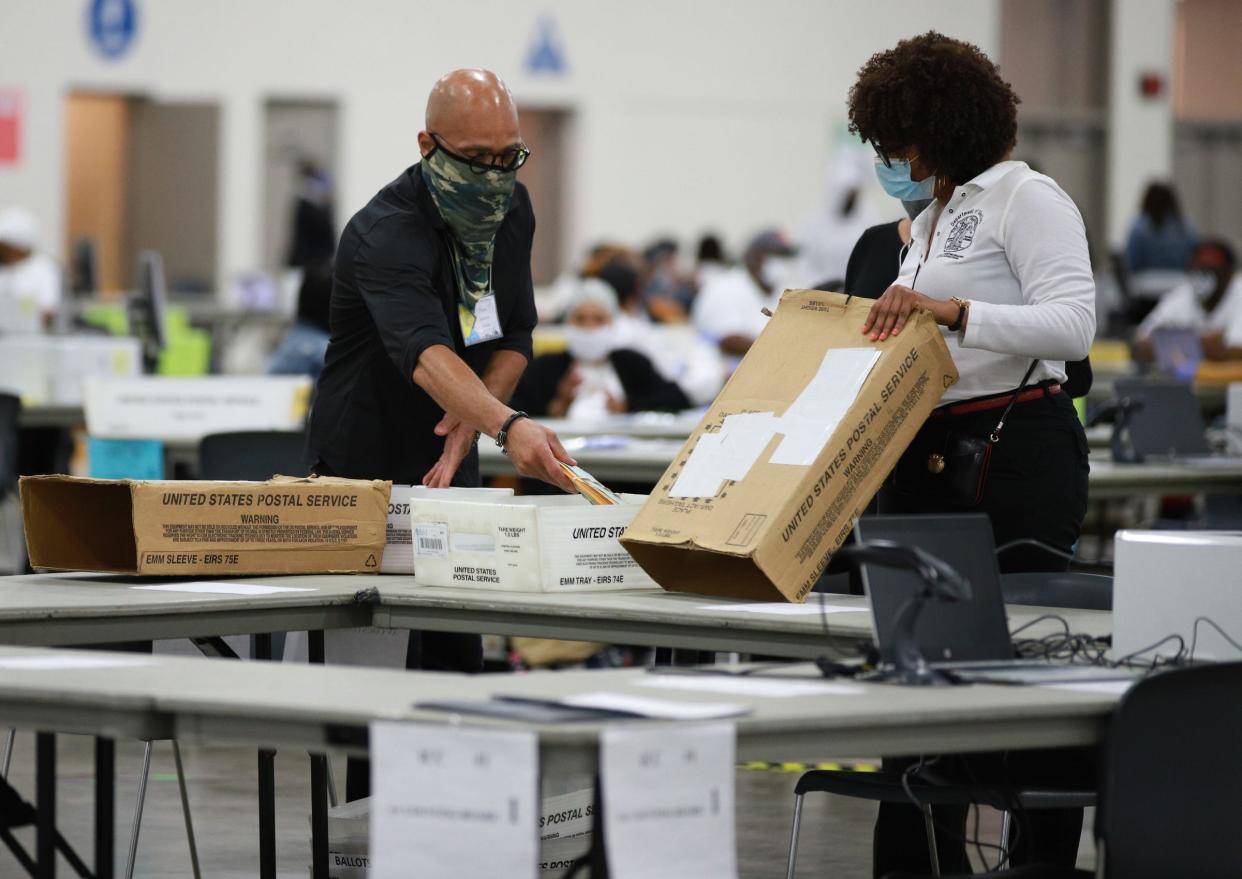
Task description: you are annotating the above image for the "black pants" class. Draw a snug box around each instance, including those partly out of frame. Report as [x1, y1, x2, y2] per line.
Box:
[873, 392, 1093, 876]
[312, 459, 486, 800]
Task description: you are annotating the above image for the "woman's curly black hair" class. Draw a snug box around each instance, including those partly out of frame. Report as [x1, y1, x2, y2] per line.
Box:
[847, 32, 1019, 185]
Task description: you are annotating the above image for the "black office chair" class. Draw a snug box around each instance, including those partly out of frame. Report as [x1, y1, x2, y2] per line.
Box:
[785, 573, 1104, 878]
[197, 430, 309, 481]
[999, 572, 1112, 611]
[881, 661, 1242, 879]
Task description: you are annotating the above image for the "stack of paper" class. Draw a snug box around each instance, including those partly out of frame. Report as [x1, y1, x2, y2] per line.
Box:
[558, 462, 622, 505]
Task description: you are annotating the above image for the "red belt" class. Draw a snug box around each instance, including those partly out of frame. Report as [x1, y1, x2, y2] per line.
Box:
[932, 383, 1061, 419]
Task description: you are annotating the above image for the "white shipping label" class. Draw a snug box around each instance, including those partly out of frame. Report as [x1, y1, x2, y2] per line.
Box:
[602, 722, 737, 879]
[452, 531, 497, 554]
[370, 722, 538, 879]
[413, 523, 449, 559]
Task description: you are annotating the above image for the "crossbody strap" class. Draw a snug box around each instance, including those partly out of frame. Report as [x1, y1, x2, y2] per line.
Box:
[989, 360, 1040, 443]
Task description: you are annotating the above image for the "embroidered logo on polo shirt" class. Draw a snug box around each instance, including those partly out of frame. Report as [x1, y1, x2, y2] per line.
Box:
[941, 209, 983, 260]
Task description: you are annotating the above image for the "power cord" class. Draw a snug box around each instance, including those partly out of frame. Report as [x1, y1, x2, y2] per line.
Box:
[1188, 616, 1242, 662]
[995, 538, 1110, 572]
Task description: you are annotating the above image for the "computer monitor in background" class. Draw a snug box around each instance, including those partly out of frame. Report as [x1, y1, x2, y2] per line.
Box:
[1114, 378, 1211, 459]
[70, 237, 98, 297]
[128, 250, 169, 373]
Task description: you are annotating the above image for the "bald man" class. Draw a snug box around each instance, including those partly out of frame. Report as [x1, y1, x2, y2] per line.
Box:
[307, 70, 574, 733]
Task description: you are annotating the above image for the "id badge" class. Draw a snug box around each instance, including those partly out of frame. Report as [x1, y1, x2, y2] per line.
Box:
[461, 293, 503, 347]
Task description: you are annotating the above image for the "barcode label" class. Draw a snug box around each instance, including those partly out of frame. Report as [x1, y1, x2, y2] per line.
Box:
[413, 523, 449, 559]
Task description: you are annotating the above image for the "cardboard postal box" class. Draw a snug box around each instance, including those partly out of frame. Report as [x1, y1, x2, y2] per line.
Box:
[410, 494, 658, 592]
[621, 289, 959, 603]
[21, 474, 391, 576]
[381, 485, 514, 574]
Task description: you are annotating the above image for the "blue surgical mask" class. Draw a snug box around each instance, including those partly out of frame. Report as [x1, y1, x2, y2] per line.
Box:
[874, 158, 936, 201]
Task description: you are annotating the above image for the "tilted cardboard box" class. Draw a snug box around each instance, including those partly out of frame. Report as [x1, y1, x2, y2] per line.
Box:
[621, 289, 959, 602]
[21, 475, 390, 576]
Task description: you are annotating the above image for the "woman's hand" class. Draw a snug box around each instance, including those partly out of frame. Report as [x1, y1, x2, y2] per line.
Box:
[862, 285, 926, 341]
[862, 285, 965, 341]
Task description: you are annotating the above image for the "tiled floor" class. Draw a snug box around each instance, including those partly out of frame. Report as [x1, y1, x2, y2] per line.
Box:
[0, 731, 1094, 878]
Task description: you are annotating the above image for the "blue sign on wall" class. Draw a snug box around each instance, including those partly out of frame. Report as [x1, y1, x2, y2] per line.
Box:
[525, 16, 567, 77]
[87, 0, 138, 61]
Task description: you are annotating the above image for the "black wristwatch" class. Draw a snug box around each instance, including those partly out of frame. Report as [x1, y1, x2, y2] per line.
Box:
[495, 411, 529, 455]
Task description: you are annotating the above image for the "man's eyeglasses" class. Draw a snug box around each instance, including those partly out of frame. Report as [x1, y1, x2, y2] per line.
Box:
[431, 133, 531, 173]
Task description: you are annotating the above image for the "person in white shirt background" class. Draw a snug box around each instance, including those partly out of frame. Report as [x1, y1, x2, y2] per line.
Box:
[1134, 238, 1242, 363]
[846, 31, 1096, 876]
[794, 146, 878, 289]
[594, 256, 725, 407]
[0, 207, 62, 334]
[691, 227, 799, 364]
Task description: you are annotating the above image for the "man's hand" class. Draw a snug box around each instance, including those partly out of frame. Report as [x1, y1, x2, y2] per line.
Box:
[504, 418, 577, 492]
[422, 413, 477, 488]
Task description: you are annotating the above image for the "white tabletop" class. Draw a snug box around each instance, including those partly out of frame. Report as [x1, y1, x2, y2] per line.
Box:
[0, 645, 1124, 770]
[0, 572, 1108, 659]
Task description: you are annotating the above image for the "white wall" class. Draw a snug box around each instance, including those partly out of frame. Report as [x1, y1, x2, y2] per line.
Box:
[0, 0, 1001, 289]
[1108, 0, 1176, 246]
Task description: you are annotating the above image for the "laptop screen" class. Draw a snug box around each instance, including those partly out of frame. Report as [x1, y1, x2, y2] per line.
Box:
[854, 514, 1014, 663]
[1114, 379, 1211, 458]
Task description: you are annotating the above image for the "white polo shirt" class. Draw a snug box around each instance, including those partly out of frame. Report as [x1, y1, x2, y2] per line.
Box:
[896, 161, 1097, 404]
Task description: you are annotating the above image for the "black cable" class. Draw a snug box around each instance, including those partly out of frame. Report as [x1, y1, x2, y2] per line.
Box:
[1010, 613, 1072, 639]
[899, 756, 1010, 869]
[1110, 633, 1186, 669]
[1189, 616, 1242, 662]
[995, 538, 1110, 571]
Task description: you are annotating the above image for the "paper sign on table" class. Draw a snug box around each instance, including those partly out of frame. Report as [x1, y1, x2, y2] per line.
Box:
[130, 582, 316, 596]
[369, 722, 538, 879]
[638, 674, 865, 699]
[560, 692, 749, 720]
[602, 722, 737, 879]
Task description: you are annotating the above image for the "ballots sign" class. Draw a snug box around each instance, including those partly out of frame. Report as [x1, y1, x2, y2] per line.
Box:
[602, 722, 737, 879]
[83, 375, 311, 442]
[369, 722, 538, 879]
[87, 0, 138, 60]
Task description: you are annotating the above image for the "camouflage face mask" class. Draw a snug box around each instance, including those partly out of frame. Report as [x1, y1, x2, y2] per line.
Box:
[421, 144, 517, 317]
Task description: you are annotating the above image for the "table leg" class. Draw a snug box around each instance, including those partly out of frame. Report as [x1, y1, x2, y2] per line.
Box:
[308, 630, 329, 879]
[254, 633, 276, 879]
[258, 749, 276, 879]
[95, 738, 114, 879]
[36, 732, 54, 879]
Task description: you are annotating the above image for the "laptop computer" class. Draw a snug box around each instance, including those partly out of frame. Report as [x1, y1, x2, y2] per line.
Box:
[1149, 328, 1203, 383]
[854, 514, 1134, 684]
[1113, 378, 1242, 465]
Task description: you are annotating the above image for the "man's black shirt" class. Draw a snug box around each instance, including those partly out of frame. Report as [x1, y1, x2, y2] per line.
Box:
[307, 163, 536, 485]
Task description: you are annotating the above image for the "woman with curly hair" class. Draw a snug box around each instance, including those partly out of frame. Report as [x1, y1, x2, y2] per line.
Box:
[845, 32, 1096, 875]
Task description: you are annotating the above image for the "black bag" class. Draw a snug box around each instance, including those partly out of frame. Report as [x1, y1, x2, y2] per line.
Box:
[894, 361, 1039, 507]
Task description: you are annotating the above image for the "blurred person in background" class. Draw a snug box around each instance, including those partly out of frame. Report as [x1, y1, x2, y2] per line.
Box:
[596, 255, 726, 405]
[510, 279, 690, 418]
[286, 159, 337, 269]
[1125, 182, 1197, 274]
[694, 232, 730, 290]
[797, 147, 876, 289]
[692, 228, 797, 362]
[268, 260, 333, 379]
[1135, 238, 1242, 362]
[641, 237, 695, 320]
[0, 207, 61, 333]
